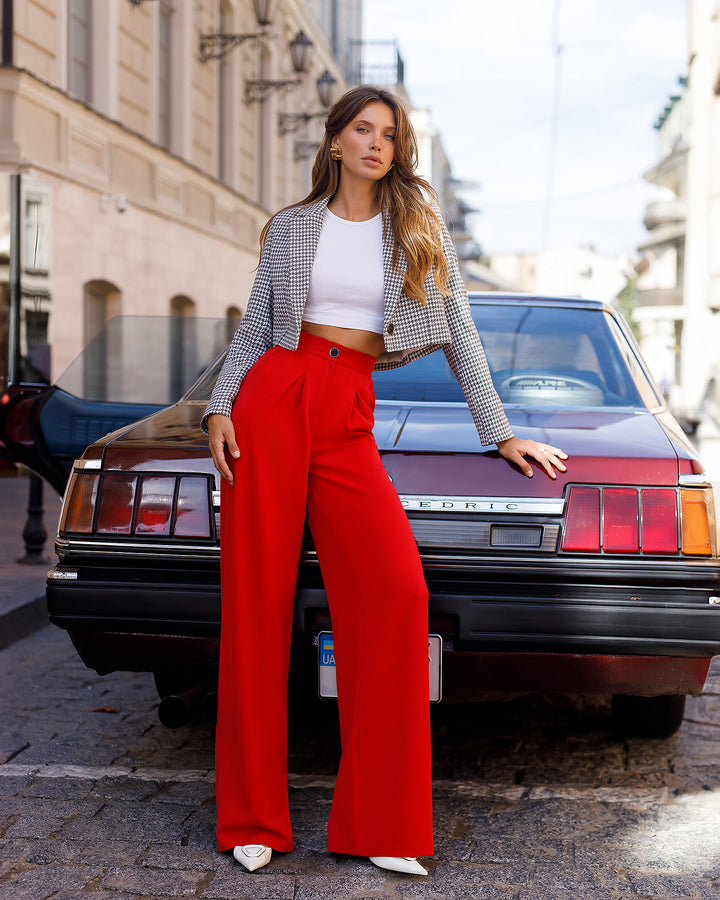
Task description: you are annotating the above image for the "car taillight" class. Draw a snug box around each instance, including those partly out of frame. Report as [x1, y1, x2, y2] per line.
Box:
[561, 487, 600, 551]
[60, 472, 100, 533]
[135, 476, 175, 535]
[174, 476, 212, 537]
[60, 469, 213, 539]
[562, 485, 713, 556]
[680, 489, 713, 556]
[641, 490, 677, 553]
[96, 474, 137, 534]
[603, 488, 639, 552]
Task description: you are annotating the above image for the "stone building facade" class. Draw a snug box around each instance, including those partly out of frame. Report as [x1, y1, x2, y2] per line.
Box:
[0, 0, 360, 399]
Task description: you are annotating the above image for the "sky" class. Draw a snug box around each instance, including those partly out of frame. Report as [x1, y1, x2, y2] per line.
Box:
[362, 0, 688, 258]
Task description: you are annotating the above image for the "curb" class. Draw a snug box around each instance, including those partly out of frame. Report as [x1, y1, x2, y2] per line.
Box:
[0, 594, 49, 651]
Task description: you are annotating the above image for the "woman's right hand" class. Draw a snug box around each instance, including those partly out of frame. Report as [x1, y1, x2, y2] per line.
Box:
[207, 414, 240, 486]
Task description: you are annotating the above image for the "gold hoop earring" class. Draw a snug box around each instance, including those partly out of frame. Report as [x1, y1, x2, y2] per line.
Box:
[330, 146, 342, 161]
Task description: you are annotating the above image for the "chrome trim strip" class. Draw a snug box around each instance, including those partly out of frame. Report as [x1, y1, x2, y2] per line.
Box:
[56, 537, 219, 557]
[47, 566, 78, 580]
[399, 495, 564, 514]
[678, 474, 712, 487]
[73, 458, 102, 470]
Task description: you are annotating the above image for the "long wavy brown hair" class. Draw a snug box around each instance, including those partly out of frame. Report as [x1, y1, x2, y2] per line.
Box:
[260, 85, 449, 303]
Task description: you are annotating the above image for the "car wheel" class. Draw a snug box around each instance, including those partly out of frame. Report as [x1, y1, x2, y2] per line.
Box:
[611, 694, 686, 738]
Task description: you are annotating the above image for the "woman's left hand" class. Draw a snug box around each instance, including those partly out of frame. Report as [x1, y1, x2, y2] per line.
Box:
[496, 437, 568, 479]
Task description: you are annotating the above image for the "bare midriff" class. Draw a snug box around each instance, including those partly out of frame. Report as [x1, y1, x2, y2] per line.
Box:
[301, 321, 385, 359]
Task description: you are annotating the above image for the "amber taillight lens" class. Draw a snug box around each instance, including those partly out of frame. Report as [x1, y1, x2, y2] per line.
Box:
[60, 472, 100, 533]
[681, 489, 713, 556]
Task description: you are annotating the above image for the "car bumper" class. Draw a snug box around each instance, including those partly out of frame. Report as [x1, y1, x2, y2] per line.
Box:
[47, 562, 720, 685]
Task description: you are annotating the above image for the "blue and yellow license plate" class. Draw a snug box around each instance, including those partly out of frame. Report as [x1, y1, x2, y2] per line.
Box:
[317, 631, 442, 702]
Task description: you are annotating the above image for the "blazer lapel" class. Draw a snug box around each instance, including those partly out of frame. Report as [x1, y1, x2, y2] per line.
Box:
[288, 197, 329, 326]
[382, 209, 406, 325]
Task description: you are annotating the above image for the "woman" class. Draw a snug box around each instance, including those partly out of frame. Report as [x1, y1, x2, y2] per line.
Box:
[203, 85, 567, 877]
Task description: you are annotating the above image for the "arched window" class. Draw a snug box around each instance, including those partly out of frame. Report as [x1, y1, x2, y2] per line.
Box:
[83, 280, 121, 400]
[169, 295, 196, 400]
[225, 305, 242, 344]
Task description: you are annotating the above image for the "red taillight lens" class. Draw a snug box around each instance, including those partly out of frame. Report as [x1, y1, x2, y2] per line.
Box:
[174, 476, 211, 537]
[135, 476, 175, 534]
[95, 474, 138, 534]
[562, 487, 600, 551]
[641, 490, 678, 553]
[603, 488, 639, 552]
[60, 472, 100, 533]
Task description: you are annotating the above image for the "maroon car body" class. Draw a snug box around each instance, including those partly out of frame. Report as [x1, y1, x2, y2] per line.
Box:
[37, 295, 720, 735]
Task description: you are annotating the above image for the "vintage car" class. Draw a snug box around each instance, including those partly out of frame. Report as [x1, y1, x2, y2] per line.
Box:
[3, 296, 720, 737]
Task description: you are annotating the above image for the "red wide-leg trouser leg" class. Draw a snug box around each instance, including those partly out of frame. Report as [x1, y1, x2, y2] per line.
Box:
[306, 368, 432, 858]
[216, 347, 310, 852]
[215, 333, 433, 857]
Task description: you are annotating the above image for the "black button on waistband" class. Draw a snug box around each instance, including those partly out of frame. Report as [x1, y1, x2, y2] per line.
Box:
[386, 322, 395, 335]
[329, 347, 340, 358]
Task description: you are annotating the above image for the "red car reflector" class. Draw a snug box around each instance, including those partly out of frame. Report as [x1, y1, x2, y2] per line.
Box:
[95, 474, 138, 534]
[562, 487, 600, 551]
[640, 490, 678, 553]
[135, 476, 175, 535]
[603, 488, 639, 552]
[174, 477, 211, 538]
[60, 472, 100, 534]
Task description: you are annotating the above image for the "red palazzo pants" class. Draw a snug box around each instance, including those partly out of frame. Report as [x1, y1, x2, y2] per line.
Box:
[215, 331, 433, 857]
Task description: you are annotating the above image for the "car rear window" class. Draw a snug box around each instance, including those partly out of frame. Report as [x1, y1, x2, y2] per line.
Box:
[371, 304, 654, 408]
[186, 304, 658, 410]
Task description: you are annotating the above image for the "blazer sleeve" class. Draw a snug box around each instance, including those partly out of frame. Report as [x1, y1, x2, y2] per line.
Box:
[200, 224, 276, 435]
[437, 212, 514, 446]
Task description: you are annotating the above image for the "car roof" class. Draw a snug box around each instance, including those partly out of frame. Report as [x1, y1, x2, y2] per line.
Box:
[468, 292, 608, 312]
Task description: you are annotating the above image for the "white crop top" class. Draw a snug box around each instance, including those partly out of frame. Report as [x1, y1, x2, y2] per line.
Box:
[303, 208, 385, 334]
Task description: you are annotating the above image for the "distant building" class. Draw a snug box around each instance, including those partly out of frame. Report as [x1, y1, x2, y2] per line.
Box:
[637, 0, 720, 420]
[634, 80, 687, 400]
[679, 0, 720, 418]
[485, 246, 632, 303]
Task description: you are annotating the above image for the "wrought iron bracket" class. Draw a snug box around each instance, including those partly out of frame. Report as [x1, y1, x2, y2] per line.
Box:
[199, 32, 264, 63]
[278, 111, 327, 135]
[245, 78, 301, 105]
[294, 141, 321, 162]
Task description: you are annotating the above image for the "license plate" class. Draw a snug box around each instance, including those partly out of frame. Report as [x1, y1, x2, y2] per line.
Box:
[318, 631, 442, 702]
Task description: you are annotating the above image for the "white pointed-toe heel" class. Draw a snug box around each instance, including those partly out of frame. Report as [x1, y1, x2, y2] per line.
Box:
[233, 844, 272, 872]
[369, 856, 428, 876]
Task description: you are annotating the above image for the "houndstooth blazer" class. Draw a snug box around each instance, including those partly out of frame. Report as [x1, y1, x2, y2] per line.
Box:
[202, 196, 513, 446]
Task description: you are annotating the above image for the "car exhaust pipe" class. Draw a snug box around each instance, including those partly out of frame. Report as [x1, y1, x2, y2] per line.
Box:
[157, 683, 206, 728]
[201, 690, 218, 724]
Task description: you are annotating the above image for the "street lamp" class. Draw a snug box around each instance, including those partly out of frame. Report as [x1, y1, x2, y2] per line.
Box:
[199, 0, 278, 63]
[252, 0, 277, 27]
[288, 31, 312, 75]
[245, 31, 315, 105]
[316, 69, 337, 108]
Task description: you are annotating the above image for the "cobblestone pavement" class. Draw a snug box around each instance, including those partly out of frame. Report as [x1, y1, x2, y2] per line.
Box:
[1, 626, 719, 899]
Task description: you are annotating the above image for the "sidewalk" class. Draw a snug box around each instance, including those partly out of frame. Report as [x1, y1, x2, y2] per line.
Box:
[0, 471, 62, 650]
